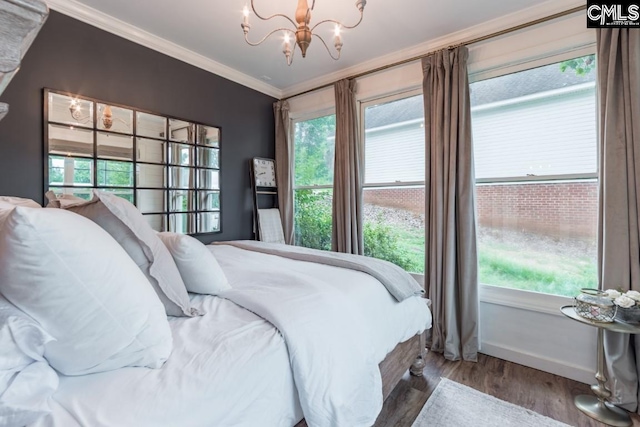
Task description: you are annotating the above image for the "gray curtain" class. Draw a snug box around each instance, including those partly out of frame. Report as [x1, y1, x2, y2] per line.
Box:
[332, 79, 363, 254]
[598, 28, 640, 412]
[274, 100, 294, 245]
[422, 46, 479, 362]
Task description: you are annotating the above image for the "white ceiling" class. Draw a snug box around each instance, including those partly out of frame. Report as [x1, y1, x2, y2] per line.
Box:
[46, 0, 582, 98]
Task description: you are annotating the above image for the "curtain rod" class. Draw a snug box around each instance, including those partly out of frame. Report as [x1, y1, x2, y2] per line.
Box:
[283, 4, 587, 100]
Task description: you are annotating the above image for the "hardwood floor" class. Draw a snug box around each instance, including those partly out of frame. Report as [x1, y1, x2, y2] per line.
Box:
[373, 351, 640, 427]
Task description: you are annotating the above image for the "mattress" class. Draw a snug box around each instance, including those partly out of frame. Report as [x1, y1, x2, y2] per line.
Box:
[32, 245, 431, 427]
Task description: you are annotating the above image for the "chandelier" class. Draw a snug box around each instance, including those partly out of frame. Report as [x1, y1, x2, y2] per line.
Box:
[241, 0, 366, 65]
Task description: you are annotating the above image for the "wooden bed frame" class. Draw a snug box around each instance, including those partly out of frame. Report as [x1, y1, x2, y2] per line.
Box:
[294, 331, 426, 427]
[380, 331, 426, 398]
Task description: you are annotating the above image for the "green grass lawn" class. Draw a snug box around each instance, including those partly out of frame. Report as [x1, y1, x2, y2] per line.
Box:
[394, 228, 425, 273]
[390, 225, 596, 297]
[478, 243, 597, 297]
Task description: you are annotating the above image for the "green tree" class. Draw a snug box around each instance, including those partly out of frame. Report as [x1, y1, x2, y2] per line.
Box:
[363, 220, 422, 272]
[294, 189, 421, 272]
[293, 114, 335, 249]
[74, 159, 92, 185]
[97, 160, 133, 187]
[292, 114, 421, 272]
[48, 157, 92, 185]
[294, 189, 332, 250]
[560, 54, 595, 76]
[294, 115, 336, 187]
[49, 159, 64, 184]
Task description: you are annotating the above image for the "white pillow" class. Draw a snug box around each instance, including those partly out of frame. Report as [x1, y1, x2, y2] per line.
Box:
[0, 206, 173, 375]
[0, 196, 41, 209]
[157, 232, 231, 295]
[0, 296, 58, 427]
[64, 191, 197, 317]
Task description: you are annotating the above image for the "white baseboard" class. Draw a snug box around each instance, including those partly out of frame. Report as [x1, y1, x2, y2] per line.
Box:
[481, 340, 594, 385]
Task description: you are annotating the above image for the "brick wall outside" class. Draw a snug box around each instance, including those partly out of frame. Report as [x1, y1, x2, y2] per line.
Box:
[363, 181, 598, 239]
[364, 187, 425, 214]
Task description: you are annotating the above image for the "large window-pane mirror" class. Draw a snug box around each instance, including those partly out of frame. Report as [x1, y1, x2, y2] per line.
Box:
[144, 214, 167, 232]
[97, 103, 133, 134]
[45, 89, 222, 234]
[197, 147, 219, 169]
[169, 213, 195, 234]
[197, 125, 220, 147]
[169, 143, 194, 166]
[169, 119, 194, 143]
[197, 169, 219, 190]
[137, 138, 166, 164]
[137, 112, 166, 140]
[97, 132, 133, 161]
[137, 164, 166, 188]
[97, 160, 134, 187]
[198, 191, 220, 211]
[169, 190, 195, 212]
[48, 124, 93, 157]
[169, 166, 194, 189]
[48, 92, 94, 127]
[198, 212, 220, 233]
[137, 189, 166, 214]
[48, 156, 93, 186]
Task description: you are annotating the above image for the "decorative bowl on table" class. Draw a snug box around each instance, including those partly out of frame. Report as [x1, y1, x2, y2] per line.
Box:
[615, 305, 640, 324]
[598, 288, 640, 324]
[574, 288, 617, 323]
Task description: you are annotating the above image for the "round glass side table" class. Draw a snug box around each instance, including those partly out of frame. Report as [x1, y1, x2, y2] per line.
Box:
[561, 305, 640, 427]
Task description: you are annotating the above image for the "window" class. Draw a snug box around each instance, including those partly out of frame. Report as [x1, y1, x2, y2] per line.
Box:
[293, 114, 336, 250]
[45, 90, 221, 234]
[362, 93, 425, 273]
[470, 54, 598, 297]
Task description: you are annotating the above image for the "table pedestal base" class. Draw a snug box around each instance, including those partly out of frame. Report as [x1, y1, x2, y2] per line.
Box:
[574, 395, 631, 427]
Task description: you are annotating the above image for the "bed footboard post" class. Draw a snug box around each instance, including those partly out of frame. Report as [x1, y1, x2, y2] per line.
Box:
[409, 331, 426, 377]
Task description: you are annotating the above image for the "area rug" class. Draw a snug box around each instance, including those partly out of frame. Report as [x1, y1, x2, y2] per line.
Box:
[411, 378, 572, 427]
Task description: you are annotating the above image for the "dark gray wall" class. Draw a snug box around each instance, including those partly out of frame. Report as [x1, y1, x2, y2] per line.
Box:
[0, 11, 276, 243]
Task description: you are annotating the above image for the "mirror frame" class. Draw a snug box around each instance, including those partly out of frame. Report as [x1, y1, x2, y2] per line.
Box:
[43, 88, 222, 235]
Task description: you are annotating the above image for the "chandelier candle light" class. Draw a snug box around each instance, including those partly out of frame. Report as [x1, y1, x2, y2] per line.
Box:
[69, 99, 122, 130]
[241, 0, 366, 65]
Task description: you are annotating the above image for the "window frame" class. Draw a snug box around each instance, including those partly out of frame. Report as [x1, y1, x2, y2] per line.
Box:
[359, 88, 425, 191]
[360, 89, 426, 274]
[360, 88, 425, 190]
[471, 67, 597, 184]
[291, 109, 337, 250]
[470, 46, 599, 304]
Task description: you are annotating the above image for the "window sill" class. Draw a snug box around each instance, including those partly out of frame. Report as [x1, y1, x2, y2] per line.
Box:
[412, 273, 573, 316]
[479, 284, 573, 317]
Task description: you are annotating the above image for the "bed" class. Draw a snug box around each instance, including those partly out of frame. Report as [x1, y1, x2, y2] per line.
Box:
[27, 244, 431, 427]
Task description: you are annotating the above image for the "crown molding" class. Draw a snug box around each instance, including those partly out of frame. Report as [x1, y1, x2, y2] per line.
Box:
[45, 0, 584, 101]
[281, 0, 585, 98]
[45, 0, 283, 99]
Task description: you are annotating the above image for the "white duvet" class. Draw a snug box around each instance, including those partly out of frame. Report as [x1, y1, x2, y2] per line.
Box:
[31, 245, 431, 427]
